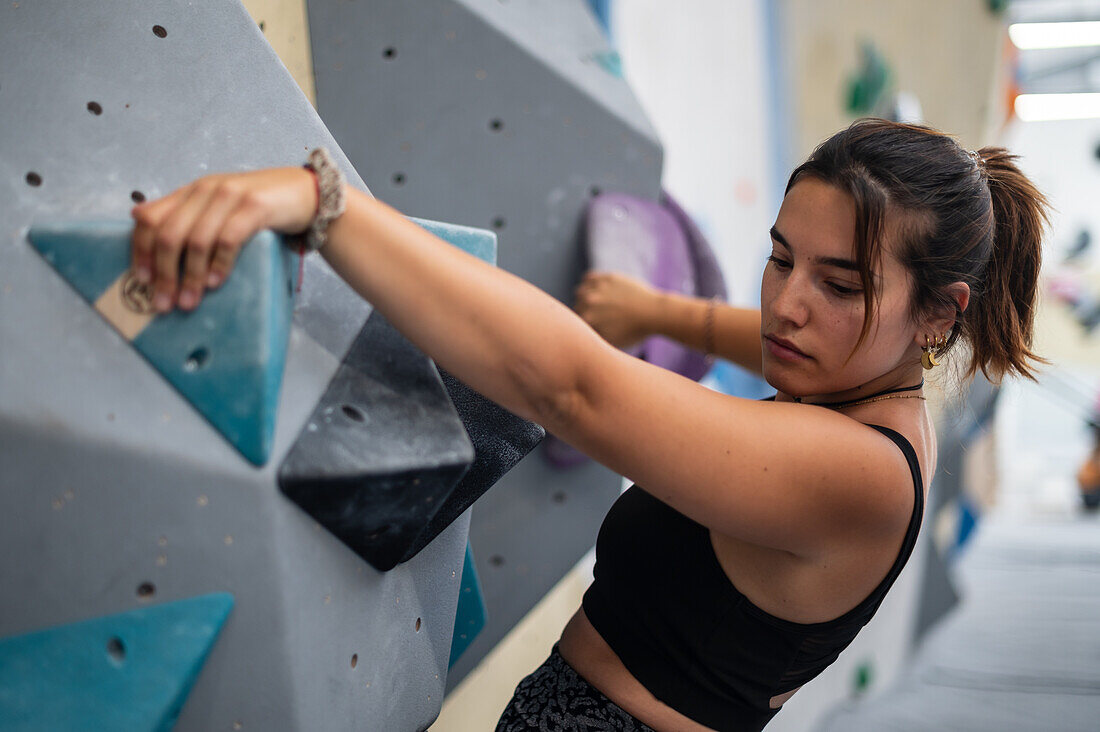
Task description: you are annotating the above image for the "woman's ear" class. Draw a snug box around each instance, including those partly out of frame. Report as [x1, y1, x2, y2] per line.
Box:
[914, 282, 970, 344]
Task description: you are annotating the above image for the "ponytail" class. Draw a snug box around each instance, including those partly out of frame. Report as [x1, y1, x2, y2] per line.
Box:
[964, 148, 1049, 382]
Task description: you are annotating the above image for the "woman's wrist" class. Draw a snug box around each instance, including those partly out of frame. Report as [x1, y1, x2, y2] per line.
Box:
[647, 292, 716, 355]
[646, 290, 682, 340]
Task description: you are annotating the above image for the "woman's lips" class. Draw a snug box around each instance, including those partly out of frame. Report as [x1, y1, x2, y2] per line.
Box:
[764, 335, 810, 361]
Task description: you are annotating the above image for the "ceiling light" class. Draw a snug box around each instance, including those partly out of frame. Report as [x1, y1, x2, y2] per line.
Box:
[1009, 21, 1100, 50]
[1015, 93, 1100, 121]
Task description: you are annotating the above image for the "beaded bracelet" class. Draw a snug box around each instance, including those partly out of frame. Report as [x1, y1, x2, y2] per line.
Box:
[302, 147, 347, 251]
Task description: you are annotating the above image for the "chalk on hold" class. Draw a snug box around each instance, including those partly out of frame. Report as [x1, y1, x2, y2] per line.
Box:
[27, 221, 297, 465]
[277, 307, 474, 572]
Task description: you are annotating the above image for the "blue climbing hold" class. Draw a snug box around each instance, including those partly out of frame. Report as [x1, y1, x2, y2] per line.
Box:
[591, 50, 623, 78]
[0, 592, 234, 732]
[586, 0, 613, 38]
[28, 221, 297, 465]
[449, 544, 488, 668]
[410, 217, 497, 265]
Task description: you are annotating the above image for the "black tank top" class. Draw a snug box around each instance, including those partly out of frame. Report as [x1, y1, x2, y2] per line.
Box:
[582, 425, 924, 732]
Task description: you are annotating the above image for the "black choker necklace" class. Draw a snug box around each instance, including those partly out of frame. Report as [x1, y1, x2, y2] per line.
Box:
[792, 380, 925, 410]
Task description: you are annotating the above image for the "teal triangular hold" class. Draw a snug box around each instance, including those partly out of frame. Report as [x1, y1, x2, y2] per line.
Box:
[28, 221, 297, 465]
[449, 543, 488, 668]
[0, 592, 234, 732]
[411, 217, 497, 266]
[592, 50, 624, 78]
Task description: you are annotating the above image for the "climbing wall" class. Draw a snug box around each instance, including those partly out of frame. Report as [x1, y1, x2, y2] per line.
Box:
[306, 0, 664, 684]
[0, 1, 537, 729]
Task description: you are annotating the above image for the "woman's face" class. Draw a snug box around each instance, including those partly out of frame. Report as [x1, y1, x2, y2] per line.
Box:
[759, 177, 919, 399]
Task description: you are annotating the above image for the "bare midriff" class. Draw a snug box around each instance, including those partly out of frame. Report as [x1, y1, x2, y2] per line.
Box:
[557, 607, 719, 732]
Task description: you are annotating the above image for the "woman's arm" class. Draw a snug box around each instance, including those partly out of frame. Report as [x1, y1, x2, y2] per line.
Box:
[131, 169, 914, 556]
[574, 272, 764, 375]
[129, 168, 612, 434]
[320, 189, 614, 425]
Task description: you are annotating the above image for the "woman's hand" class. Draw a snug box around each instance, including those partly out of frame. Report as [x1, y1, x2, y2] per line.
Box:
[573, 271, 663, 349]
[130, 167, 318, 312]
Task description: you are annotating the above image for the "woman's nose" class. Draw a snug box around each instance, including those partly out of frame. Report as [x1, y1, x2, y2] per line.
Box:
[771, 277, 810, 327]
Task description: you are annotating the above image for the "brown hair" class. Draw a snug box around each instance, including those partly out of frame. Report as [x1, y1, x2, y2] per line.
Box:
[786, 119, 1049, 383]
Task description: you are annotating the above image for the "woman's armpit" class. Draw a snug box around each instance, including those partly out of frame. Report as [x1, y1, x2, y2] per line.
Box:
[769, 686, 801, 709]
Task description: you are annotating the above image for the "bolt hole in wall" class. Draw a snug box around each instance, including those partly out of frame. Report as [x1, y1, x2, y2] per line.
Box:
[415, 617, 422, 632]
[392, 172, 406, 187]
[351, 653, 358, 669]
[184, 347, 210, 372]
[25, 172, 41, 187]
[131, 190, 146, 203]
[136, 581, 156, 600]
[491, 217, 506, 230]
[152, 25, 167, 39]
[86, 101, 102, 116]
[382, 46, 397, 60]
[488, 118, 504, 132]
[341, 404, 365, 422]
[106, 636, 126, 665]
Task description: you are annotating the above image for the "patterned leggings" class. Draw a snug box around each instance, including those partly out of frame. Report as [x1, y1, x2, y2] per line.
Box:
[496, 645, 657, 731]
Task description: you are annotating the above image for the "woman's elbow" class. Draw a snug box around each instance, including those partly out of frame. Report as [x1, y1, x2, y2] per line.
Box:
[504, 349, 591, 434]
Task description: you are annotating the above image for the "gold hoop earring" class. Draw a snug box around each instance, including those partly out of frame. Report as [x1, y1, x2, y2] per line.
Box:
[921, 334, 942, 370]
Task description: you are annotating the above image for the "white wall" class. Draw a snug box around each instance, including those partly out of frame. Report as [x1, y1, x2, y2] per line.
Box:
[1003, 119, 1100, 266]
[1003, 118, 1100, 368]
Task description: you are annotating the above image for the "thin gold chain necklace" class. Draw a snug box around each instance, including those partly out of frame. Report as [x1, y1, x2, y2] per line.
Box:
[816, 392, 926, 410]
[794, 380, 926, 410]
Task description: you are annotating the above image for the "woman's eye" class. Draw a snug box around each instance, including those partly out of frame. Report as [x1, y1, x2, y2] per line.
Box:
[766, 255, 791, 270]
[828, 282, 861, 296]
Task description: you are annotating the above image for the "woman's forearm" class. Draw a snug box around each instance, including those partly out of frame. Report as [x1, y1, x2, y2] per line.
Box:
[649, 292, 763, 376]
[321, 189, 607, 426]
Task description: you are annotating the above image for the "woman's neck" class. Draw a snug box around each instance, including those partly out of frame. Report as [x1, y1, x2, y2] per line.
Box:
[776, 364, 926, 406]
